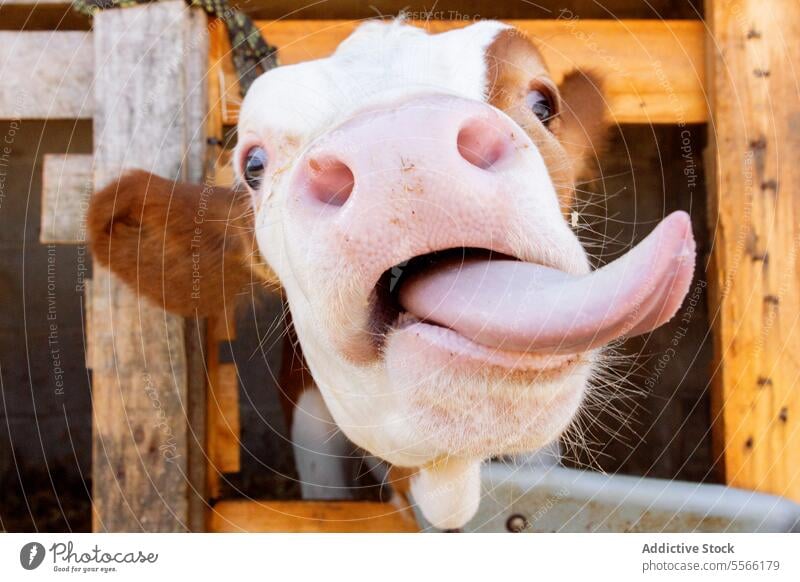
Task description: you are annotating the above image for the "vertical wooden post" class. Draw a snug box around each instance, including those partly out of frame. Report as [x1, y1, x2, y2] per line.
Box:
[204, 20, 241, 502]
[706, 0, 800, 500]
[90, 1, 208, 531]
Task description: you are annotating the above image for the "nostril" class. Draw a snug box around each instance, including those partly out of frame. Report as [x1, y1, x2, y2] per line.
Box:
[457, 117, 510, 170]
[305, 157, 355, 207]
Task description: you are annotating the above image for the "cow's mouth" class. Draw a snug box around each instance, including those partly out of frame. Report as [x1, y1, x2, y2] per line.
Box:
[369, 246, 515, 348]
[366, 211, 696, 366]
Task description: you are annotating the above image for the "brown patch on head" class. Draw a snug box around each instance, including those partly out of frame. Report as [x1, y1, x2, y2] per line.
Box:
[485, 27, 608, 206]
[486, 28, 550, 112]
[88, 170, 264, 317]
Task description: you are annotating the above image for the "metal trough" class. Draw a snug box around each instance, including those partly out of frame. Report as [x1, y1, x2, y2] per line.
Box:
[415, 463, 800, 533]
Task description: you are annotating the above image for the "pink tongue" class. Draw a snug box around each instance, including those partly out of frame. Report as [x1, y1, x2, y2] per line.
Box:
[398, 211, 696, 355]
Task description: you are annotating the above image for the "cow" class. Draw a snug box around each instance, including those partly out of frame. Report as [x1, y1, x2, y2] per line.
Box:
[88, 19, 695, 529]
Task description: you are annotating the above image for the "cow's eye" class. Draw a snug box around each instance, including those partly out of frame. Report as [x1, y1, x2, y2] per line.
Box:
[526, 89, 555, 127]
[243, 146, 268, 190]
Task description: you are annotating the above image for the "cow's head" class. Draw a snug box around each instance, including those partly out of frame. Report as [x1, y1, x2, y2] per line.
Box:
[89, 21, 695, 529]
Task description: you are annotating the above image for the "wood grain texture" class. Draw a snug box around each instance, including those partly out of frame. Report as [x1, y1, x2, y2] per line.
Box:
[210, 500, 418, 532]
[204, 294, 239, 499]
[40, 154, 93, 244]
[205, 316, 222, 501]
[0, 31, 94, 119]
[203, 20, 241, 502]
[211, 363, 240, 473]
[184, 7, 209, 185]
[223, 0, 704, 20]
[185, 317, 209, 532]
[182, 21, 211, 521]
[90, 1, 208, 532]
[212, 19, 706, 126]
[705, 0, 800, 501]
[84, 277, 94, 370]
[0, 2, 90, 32]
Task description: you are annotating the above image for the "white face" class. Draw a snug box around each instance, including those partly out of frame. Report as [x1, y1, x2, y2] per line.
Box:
[233, 20, 695, 526]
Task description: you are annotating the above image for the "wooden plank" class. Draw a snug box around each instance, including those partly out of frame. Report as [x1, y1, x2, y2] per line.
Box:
[184, 8, 211, 533]
[40, 154, 93, 244]
[210, 500, 418, 532]
[0, 1, 72, 4]
[203, 19, 238, 502]
[213, 19, 706, 125]
[0, 1, 88, 31]
[185, 317, 208, 532]
[90, 1, 208, 532]
[205, 19, 227, 178]
[0, 0, 86, 31]
[205, 312, 240, 499]
[184, 7, 209, 185]
[0, 31, 93, 119]
[210, 1, 704, 21]
[38, 13, 211, 245]
[205, 315, 222, 500]
[84, 278, 94, 370]
[207, 19, 227, 139]
[209, 362, 241, 473]
[706, 0, 800, 502]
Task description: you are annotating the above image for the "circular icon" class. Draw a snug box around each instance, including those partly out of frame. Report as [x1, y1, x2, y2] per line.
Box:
[19, 542, 46, 570]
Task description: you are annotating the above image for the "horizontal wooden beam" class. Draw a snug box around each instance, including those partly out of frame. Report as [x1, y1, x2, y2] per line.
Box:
[0, 1, 73, 4]
[0, 31, 94, 119]
[210, 500, 419, 532]
[4, 19, 705, 124]
[0, 2, 89, 30]
[213, 19, 706, 126]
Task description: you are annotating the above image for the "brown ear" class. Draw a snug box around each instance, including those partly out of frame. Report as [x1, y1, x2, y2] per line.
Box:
[556, 70, 608, 181]
[88, 170, 257, 317]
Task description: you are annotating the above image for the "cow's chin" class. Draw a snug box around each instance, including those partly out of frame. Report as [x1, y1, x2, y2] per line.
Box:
[382, 320, 593, 462]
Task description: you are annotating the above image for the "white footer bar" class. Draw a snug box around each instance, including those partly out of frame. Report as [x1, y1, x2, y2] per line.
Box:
[1, 533, 798, 581]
